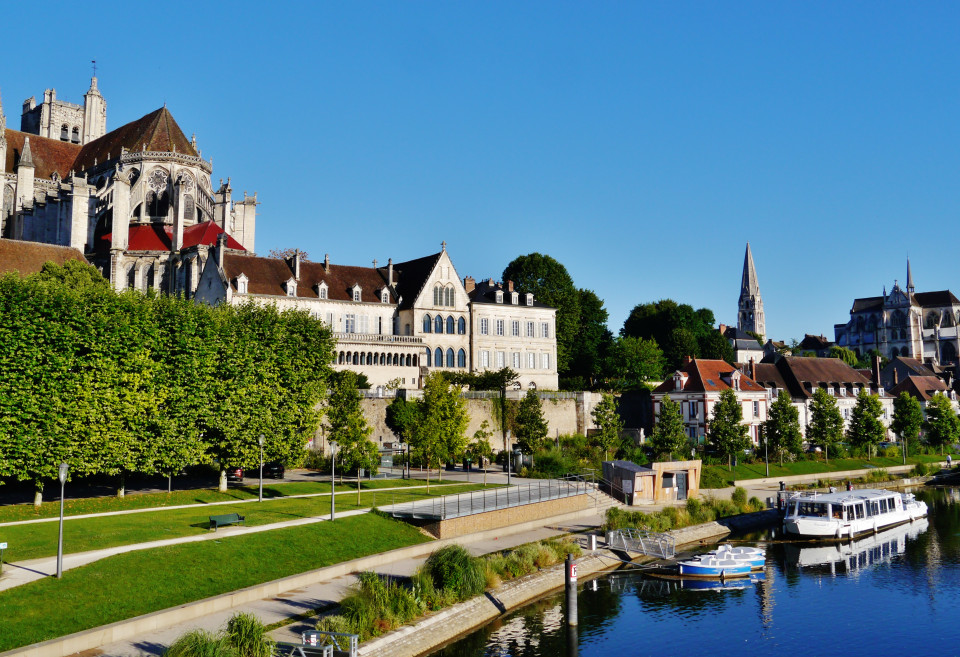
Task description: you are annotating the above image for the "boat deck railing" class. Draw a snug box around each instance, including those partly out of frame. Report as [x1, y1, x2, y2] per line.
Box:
[606, 527, 676, 559]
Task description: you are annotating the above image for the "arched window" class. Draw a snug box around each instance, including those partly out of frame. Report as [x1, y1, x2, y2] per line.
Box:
[446, 348, 455, 367]
[71, 127, 80, 144]
[407, 354, 413, 366]
[435, 316, 443, 333]
[338, 352, 344, 365]
[943, 342, 957, 364]
[423, 314, 432, 333]
[434, 285, 442, 306]
[926, 312, 939, 329]
[435, 347, 443, 367]
[445, 287, 454, 306]
[446, 316, 455, 334]
[60, 124, 69, 141]
[891, 347, 899, 358]
[425, 347, 432, 367]
[458, 317, 466, 334]
[457, 349, 466, 368]
[352, 353, 359, 365]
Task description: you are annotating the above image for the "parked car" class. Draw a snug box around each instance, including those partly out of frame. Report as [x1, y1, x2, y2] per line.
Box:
[263, 460, 285, 479]
[225, 466, 244, 482]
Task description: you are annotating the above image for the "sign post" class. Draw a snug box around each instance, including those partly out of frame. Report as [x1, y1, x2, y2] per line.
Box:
[0, 542, 6, 574]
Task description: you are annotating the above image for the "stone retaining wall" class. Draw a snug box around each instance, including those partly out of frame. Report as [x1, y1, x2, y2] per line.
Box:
[423, 495, 591, 538]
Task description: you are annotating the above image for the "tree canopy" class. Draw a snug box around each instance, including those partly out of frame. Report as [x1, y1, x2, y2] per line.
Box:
[846, 389, 886, 459]
[648, 395, 688, 461]
[923, 393, 959, 454]
[590, 393, 623, 460]
[621, 299, 726, 371]
[807, 387, 844, 463]
[604, 336, 665, 390]
[410, 373, 470, 487]
[763, 390, 803, 466]
[891, 392, 923, 452]
[514, 390, 549, 453]
[708, 389, 750, 470]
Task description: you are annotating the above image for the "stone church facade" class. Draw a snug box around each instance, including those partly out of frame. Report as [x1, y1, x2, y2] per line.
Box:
[1, 77, 256, 297]
[834, 261, 960, 367]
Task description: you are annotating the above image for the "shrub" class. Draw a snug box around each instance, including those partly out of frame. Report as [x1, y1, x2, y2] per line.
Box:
[866, 468, 891, 483]
[731, 487, 748, 507]
[423, 545, 486, 601]
[224, 613, 274, 657]
[748, 496, 766, 512]
[913, 462, 928, 477]
[882, 445, 901, 459]
[164, 630, 239, 657]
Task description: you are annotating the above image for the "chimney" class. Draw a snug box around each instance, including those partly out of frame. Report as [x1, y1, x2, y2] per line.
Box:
[719, 323, 727, 335]
[388, 258, 393, 286]
[464, 276, 475, 294]
[324, 253, 330, 271]
[292, 250, 301, 280]
[507, 280, 514, 292]
[216, 232, 227, 269]
[683, 355, 693, 366]
[893, 368, 899, 385]
[748, 357, 756, 381]
[872, 354, 881, 386]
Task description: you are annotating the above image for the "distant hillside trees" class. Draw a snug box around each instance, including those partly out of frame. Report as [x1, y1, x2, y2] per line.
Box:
[0, 260, 335, 504]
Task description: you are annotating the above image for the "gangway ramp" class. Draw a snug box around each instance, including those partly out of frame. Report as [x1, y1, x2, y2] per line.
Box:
[606, 527, 675, 559]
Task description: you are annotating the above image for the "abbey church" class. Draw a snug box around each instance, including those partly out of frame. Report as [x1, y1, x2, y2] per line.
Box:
[1, 77, 257, 296]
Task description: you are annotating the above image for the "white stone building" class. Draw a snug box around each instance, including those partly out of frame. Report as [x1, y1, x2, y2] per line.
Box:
[195, 242, 558, 391]
[2, 77, 256, 295]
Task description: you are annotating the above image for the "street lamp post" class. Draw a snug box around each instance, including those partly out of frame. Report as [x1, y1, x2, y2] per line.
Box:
[764, 434, 770, 478]
[329, 441, 337, 522]
[56, 462, 68, 579]
[258, 434, 265, 503]
[506, 430, 512, 486]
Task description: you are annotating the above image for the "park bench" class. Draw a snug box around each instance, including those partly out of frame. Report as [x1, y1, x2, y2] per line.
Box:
[208, 512, 245, 531]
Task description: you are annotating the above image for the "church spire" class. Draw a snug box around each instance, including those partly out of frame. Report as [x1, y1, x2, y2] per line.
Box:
[906, 257, 915, 294]
[737, 242, 765, 339]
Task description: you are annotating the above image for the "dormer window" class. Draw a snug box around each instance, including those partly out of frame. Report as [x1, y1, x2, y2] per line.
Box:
[284, 277, 297, 297]
[236, 273, 248, 294]
[351, 285, 362, 302]
[316, 281, 328, 299]
[511, 292, 519, 305]
[495, 291, 503, 304]
[381, 290, 389, 303]
[877, 387, 885, 396]
[526, 293, 533, 306]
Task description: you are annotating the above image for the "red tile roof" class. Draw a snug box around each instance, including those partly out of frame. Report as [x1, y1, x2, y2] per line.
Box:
[4, 129, 81, 180]
[652, 359, 765, 394]
[0, 238, 87, 276]
[102, 221, 245, 252]
[889, 375, 949, 402]
[223, 253, 394, 302]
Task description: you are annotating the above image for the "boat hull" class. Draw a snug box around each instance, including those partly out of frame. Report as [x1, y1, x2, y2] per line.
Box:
[677, 560, 751, 578]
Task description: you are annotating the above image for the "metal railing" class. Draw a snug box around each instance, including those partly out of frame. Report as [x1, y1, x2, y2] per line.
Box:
[606, 527, 676, 559]
[384, 476, 593, 520]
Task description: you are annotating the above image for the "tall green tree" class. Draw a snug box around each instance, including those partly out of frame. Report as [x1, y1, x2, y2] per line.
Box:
[764, 391, 803, 466]
[326, 371, 378, 503]
[708, 389, 750, 470]
[621, 299, 719, 371]
[502, 254, 581, 374]
[591, 393, 623, 460]
[412, 373, 469, 489]
[568, 288, 613, 387]
[469, 421, 494, 486]
[514, 390, 549, 453]
[846, 389, 886, 459]
[385, 396, 420, 445]
[891, 392, 923, 457]
[698, 330, 736, 364]
[648, 395, 688, 461]
[807, 388, 844, 464]
[923, 393, 959, 455]
[604, 336, 664, 390]
[828, 346, 859, 367]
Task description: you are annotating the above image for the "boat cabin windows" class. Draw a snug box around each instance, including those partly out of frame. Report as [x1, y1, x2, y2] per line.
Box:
[831, 505, 844, 520]
[796, 501, 828, 517]
[850, 503, 865, 520]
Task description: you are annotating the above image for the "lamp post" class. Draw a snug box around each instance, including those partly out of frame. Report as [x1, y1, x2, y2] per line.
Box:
[506, 430, 512, 486]
[56, 462, 68, 579]
[764, 432, 770, 478]
[329, 441, 337, 522]
[258, 434, 265, 503]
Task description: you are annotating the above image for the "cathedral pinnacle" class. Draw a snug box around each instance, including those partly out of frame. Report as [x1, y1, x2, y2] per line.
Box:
[20, 137, 34, 168]
[737, 242, 765, 339]
[906, 257, 915, 294]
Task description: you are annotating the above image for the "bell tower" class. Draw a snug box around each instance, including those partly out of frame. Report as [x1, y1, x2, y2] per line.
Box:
[737, 242, 765, 339]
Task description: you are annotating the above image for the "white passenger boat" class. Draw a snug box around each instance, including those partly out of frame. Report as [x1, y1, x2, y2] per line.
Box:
[782, 489, 927, 539]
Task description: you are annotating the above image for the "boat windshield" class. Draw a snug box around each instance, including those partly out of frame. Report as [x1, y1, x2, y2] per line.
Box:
[797, 501, 828, 517]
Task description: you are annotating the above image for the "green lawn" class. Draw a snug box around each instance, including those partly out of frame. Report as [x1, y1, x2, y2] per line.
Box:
[701, 454, 946, 488]
[0, 476, 471, 523]
[0, 513, 431, 653]
[0, 483, 492, 562]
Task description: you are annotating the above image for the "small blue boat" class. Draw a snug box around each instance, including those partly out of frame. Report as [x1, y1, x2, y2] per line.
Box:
[677, 555, 751, 578]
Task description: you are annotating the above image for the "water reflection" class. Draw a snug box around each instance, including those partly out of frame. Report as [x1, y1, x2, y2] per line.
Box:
[433, 488, 960, 657]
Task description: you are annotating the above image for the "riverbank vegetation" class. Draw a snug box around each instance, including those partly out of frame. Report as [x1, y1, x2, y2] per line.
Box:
[603, 488, 765, 532]
[316, 539, 582, 642]
[163, 613, 274, 657]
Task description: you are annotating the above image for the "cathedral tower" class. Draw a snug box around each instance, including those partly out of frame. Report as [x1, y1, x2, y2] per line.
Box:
[737, 242, 765, 339]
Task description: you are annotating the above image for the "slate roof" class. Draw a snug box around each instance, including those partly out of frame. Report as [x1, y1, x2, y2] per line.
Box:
[851, 296, 884, 312]
[889, 356, 936, 377]
[0, 238, 87, 275]
[889, 375, 950, 402]
[389, 252, 442, 310]
[223, 253, 394, 302]
[468, 278, 552, 308]
[102, 221, 246, 252]
[798, 334, 833, 350]
[753, 356, 877, 399]
[913, 290, 960, 307]
[3, 129, 81, 179]
[652, 359, 765, 394]
[73, 107, 197, 172]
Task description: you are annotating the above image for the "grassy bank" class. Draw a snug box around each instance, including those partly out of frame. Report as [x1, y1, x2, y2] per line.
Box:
[604, 487, 765, 532]
[316, 539, 582, 642]
[0, 513, 430, 653]
[701, 454, 945, 488]
[0, 483, 492, 562]
[0, 477, 470, 523]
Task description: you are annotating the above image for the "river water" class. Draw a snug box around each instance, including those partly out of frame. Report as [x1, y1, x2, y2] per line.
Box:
[432, 488, 960, 657]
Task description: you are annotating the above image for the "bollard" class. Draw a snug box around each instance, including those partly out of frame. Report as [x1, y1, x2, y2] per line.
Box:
[589, 534, 597, 551]
[565, 553, 578, 627]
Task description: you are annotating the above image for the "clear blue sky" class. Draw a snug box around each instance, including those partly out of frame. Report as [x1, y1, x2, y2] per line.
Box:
[5, 2, 959, 342]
